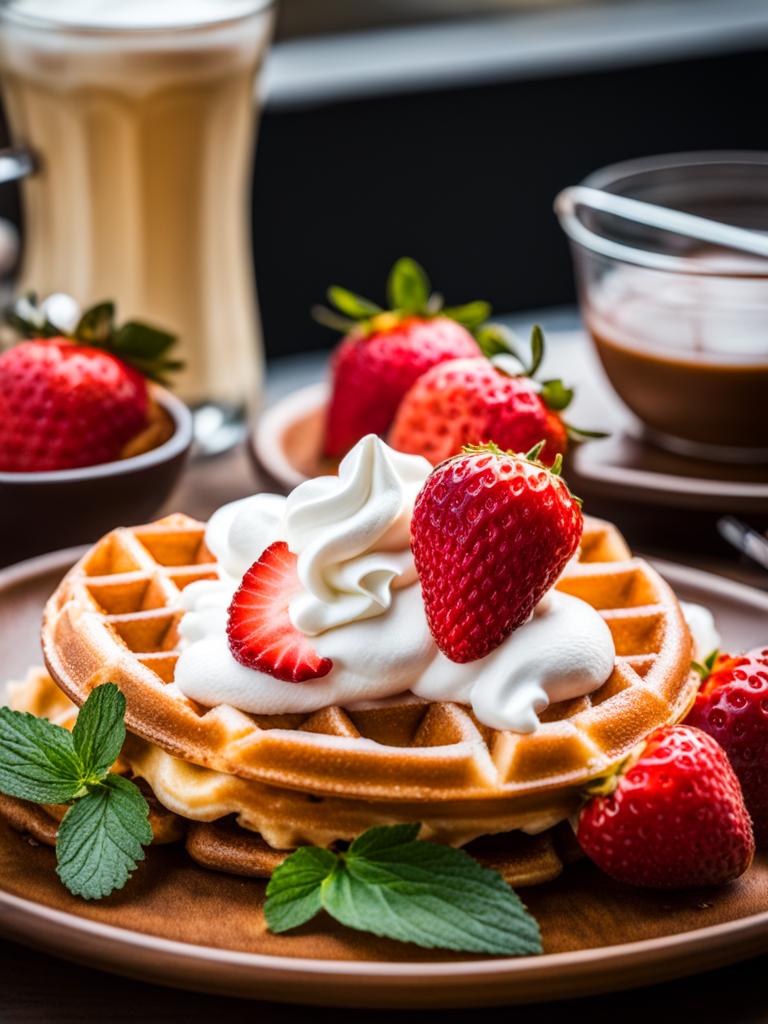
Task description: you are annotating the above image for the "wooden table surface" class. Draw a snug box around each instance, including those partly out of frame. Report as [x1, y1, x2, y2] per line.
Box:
[1, 342, 767, 1021]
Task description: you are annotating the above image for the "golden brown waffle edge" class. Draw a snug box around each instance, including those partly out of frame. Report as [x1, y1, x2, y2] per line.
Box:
[40, 514, 696, 806]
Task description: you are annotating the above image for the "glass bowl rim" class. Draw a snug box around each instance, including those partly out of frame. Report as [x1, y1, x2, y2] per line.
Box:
[557, 150, 768, 278]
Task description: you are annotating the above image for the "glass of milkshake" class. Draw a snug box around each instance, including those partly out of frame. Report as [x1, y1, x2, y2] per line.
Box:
[0, 0, 274, 424]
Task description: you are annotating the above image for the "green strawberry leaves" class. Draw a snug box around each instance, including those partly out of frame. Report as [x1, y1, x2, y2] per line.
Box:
[476, 323, 546, 379]
[441, 300, 492, 330]
[0, 683, 152, 900]
[265, 823, 542, 957]
[75, 301, 116, 345]
[565, 424, 610, 441]
[386, 257, 430, 314]
[5, 293, 181, 385]
[313, 258, 492, 338]
[476, 322, 609, 443]
[692, 648, 721, 681]
[326, 286, 382, 321]
[539, 378, 574, 412]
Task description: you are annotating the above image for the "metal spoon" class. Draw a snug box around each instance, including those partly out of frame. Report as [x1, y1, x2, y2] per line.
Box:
[718, 516, 768, 572]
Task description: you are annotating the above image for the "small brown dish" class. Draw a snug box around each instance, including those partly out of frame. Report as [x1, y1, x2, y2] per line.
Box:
[251, 380, 328, 491]
[0, 386, 193, 564]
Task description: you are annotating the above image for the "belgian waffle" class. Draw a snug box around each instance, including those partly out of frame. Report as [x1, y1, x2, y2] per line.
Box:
[41, 514, 696, 821]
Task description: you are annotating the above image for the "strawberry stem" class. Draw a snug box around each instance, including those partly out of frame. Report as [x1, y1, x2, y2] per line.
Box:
[581, 748, 641, 800]
[691, 649, 720, 681]
[5, 293, 182, 384]
[524, 440, 546, 462]
[312, 258, 491, 338]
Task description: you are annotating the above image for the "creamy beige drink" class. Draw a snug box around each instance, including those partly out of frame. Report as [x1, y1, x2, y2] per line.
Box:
[0, 0, 274, 406]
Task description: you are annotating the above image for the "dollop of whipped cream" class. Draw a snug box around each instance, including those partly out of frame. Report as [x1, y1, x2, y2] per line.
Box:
[680, 602, 720, 662]
[175, 436, 615, 733]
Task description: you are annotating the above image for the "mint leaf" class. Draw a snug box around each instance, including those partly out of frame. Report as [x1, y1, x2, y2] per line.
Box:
[265, 846, 337, 933]
[347, 821, 420, 856]
[442, 300, 491, 330]
[327, 286, 381, 321]
[264, 824, 542, 956]
[56, 774, 152, 900]
[387, 258, 430, 314]
[0, 708, 84, 803]
[72, 684, 125, 782]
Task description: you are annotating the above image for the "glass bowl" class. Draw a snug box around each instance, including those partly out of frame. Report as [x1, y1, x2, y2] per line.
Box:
[556, 151, 768, 462]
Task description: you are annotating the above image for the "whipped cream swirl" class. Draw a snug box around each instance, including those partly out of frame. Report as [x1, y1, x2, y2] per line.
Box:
[175, 436, 616, 733]
[286, 434, 429, 634]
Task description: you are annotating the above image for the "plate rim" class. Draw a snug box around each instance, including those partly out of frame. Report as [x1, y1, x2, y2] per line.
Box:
[0, 884, 767, 981]
[1, 544, 768, 995]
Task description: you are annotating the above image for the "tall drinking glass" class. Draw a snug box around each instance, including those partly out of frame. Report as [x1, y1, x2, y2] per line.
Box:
[0, 0, 274, 418]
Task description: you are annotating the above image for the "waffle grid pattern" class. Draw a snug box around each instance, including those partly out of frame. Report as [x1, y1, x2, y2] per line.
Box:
[43, 514, 695, 803]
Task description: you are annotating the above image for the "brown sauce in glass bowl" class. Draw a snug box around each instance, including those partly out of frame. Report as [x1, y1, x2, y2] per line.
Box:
[584, 256, 768, 453]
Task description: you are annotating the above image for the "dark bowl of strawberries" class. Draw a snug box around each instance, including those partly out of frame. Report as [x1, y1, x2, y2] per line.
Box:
[252, 258, 603, 491]
[0, 294, 193, 564]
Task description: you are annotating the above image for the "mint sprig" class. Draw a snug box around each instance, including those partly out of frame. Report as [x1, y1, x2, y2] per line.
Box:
[0, 683, 152, 900]
[265, 823, 542, 956]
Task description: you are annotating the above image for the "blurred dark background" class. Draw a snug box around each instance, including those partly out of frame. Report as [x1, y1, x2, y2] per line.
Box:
[1, 0, 766, 360]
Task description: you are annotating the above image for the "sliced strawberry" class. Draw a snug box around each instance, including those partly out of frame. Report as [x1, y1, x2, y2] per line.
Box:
[226, 542, 333, 683]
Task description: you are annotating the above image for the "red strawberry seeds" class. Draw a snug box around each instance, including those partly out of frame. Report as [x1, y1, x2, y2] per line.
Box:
[577, 724, 754, 888]
[686, 646, 768, 845]
[227, 541, 334, 683]
[390, 356, 566, 467]
[411, 443, 583, 663]
[326, 316, 480, 459]
[0, 339, 148, 472]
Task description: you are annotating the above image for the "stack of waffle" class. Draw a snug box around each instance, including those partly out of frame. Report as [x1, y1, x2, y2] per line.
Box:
[1, 514, 695, 887]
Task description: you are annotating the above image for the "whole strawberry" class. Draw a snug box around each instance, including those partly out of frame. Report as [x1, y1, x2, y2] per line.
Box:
[318, 259, 487, 459]
[0, 294, 179, 472]
[390, 353, 565, 467]
[411, 442, 583, 663]
[577, 724, 754, 888]
[390, 325, 596, 468]
[686, 646, 768, 845]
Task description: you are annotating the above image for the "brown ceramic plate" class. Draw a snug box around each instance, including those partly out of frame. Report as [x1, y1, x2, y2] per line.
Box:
[1, 548, 768, 1007]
